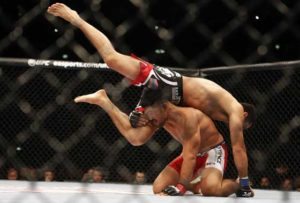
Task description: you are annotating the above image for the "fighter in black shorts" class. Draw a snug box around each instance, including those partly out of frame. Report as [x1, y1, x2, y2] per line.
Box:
[128, 56, 184, 127]
[48, 3, 256, 198]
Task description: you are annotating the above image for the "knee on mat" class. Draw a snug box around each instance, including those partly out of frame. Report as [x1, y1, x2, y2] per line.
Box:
[152, 183, 162, 194]
[201, 186, 223, 197]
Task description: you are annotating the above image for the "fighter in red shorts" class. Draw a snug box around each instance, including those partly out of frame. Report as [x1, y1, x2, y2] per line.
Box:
[155, 141, 229, 196]
[48, 3, 256, 197]
[74, 88, 240, 196]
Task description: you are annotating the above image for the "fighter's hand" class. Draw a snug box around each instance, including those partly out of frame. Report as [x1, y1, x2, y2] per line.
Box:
[236, 186, 254, 197]
[162, 184, 186, 196]
[74, 89, 109, 106]
[236, 177, 254, 197]
[47, 3, 82, 26]
[129, 109, 149, 128]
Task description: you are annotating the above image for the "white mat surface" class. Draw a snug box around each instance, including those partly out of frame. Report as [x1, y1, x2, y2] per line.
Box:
[0, 180, 299, 203]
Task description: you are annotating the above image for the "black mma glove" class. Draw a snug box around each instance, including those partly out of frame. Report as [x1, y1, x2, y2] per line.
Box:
[163, 183, 186, 196]
[236, 177, 254, 197]
[129, 106, 144, 128]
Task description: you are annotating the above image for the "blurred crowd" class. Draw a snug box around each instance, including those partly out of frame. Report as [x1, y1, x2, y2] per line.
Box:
[252, 163, 300, 191]
[3, 166, 147, 185]
[2, 162, 300, 192]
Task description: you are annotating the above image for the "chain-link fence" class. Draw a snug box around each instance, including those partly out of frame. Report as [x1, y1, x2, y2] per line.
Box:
[0, 58, 299, 191]
[0, 0, 300, 193]
[1, 0, 300, 65]
[205, 64, 300, 190]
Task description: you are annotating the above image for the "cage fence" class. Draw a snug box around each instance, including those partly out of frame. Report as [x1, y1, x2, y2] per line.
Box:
[0, 58, 299, 192]
[0, 0, 300, 201]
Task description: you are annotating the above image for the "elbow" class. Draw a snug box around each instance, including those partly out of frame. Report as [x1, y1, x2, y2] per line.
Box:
[126, 134, 145, 146]
[129, 140, 144, 146]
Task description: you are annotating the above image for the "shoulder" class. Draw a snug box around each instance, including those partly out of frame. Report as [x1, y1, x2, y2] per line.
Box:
[184, 107, 204, 118]
[179, 108, 202, 139]
[181, 107, 204, 127]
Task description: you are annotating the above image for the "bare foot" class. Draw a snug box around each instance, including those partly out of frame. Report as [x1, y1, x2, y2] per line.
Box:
[47, 3, 82, 26]
[74, 89, 109, 106]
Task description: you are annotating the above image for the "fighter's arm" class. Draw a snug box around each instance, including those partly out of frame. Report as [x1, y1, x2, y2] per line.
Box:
[104, 102, 156, 146]
[74, 90, 157, 146]
[163, 111, 201, 195]
[229, 108, 254, 197]
[228, 108, 248, 178]
[179, 123, 201, 186]
[47, 3, 140, 80]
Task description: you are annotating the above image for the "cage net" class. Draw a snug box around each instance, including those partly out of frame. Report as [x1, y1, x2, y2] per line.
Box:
[0, 59, 299, 191]
[0, 0, 300, 193]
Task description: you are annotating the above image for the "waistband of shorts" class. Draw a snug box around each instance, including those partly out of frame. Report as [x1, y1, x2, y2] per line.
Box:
[196, 140, 225, 157]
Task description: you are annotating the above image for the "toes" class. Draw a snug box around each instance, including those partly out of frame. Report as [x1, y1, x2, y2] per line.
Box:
[74, 96, 86, 103]
[48, 3, 63, 10]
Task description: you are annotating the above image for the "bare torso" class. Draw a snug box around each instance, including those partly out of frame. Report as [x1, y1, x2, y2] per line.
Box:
[182, 76, 240, 123]
[162, 105, 224, 153]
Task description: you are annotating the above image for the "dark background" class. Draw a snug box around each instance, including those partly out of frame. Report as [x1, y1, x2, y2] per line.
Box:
[1, 0, 300, 66]
[0, 0, 300, 189]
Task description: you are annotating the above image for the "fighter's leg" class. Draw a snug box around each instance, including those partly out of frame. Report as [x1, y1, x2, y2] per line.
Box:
[194, 168, 239, 197]
[47, 3, 81, 26]
[74, 89, 109, 107]
[48, 3, 141, 81]
[153, 166, 179, 194]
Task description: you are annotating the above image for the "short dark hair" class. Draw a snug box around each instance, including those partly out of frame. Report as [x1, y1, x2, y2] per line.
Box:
[241, 102, 256, 126]
[139, 87, 168, 107]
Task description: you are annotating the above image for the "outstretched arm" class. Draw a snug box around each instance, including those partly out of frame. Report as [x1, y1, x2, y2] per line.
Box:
[179, 118, 200, 188]
[47, 3, 140, 80]
[229, 108, 254, 197]
[228, 110, 248, 178]
[74, 89, 157, 146]
[163, 112, 200, 196]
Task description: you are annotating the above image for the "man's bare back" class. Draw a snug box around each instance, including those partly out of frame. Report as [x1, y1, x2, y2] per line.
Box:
[182, 77, 239, 123]
[158, 103, 224, 153]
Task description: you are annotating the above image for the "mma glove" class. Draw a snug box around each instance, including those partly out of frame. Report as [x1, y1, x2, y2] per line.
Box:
[129, 107, 144, 128]
[236, 177, 254, 198]
[163, 183, 187, 196]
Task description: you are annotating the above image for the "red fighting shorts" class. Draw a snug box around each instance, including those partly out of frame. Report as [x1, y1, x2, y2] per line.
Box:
[168, 142, 228, 176]
[130, 54, 154, 86]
